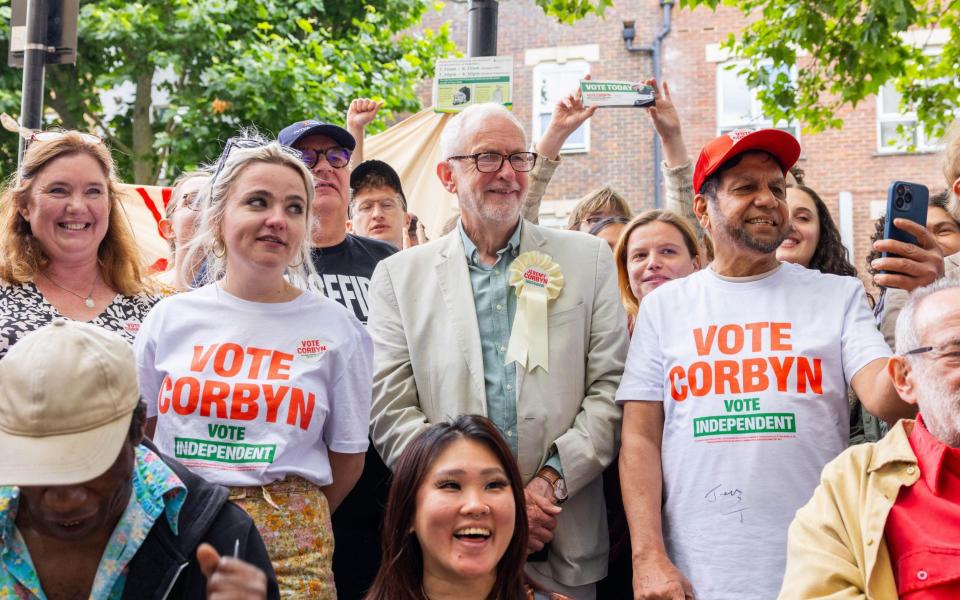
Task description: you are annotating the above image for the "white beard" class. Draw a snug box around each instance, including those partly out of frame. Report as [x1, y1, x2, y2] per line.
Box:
[916, 365, 960, 447]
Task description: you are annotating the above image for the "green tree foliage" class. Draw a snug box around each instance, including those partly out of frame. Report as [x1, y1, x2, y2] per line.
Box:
[680, 0, 960, 143]
[533, 0, 612, 25]
[0, 0, 454, 183]
[525, 0, 958, 145]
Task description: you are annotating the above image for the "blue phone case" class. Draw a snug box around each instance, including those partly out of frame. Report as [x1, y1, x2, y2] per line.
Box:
[882, 181, 928, 254]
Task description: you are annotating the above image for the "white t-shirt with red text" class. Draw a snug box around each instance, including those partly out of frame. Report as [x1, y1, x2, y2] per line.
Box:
[135, 284, 372, 487]
[616, 262, 890, 599]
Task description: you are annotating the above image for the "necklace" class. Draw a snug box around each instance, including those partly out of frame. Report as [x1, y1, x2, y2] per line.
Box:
[40, 271, 97, 308]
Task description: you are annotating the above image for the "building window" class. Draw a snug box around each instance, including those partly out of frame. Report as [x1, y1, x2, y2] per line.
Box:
[716, 61, 799, 139]
[876, 81, 941, 153]
[532, 60, 590, 153]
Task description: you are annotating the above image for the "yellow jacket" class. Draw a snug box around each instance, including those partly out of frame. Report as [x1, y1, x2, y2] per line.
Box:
[779, 420, 921, 599]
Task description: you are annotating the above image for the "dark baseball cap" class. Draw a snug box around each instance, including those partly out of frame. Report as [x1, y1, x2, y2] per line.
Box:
[351, 159, 407, 210]
[278, 119, 356, 151]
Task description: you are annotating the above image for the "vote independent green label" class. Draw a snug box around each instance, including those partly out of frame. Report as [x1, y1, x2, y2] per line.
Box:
[693, 413, 797, 437]
[174, 437, 277, 464]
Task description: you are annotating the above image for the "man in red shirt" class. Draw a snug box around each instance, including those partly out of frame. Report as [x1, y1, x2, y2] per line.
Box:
[780, 278, 960, 598]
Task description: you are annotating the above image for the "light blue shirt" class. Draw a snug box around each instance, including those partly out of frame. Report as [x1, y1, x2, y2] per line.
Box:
[458, 219, 562, 476]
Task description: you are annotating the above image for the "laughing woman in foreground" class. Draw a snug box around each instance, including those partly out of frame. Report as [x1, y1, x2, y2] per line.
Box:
[366, 415, 569, 600]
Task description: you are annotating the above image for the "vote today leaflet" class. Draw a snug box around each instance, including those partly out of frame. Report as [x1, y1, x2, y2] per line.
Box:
[580, 80, 655, 108]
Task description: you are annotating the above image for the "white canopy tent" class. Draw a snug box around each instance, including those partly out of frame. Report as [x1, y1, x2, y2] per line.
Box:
[363, 107, 460, 239]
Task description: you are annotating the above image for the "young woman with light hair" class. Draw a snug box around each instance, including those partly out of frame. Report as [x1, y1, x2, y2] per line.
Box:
[136, 133, 372, 598]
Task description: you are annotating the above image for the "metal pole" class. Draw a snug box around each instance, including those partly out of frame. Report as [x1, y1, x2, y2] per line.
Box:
[466, 0, 498, 57]
[624, 2, 673, 208]
[17, 0, 48, 168]
[652, 1, 673, 208]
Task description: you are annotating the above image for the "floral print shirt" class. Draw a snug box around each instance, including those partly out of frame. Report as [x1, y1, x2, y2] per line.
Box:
[0, 281, 159, 359]
[0, 446, 187, 599]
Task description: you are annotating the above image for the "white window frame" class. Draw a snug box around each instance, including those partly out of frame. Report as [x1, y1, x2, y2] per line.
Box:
[876, 61, 946, 153]
[716, 60, 799, 140]
[532, 60, 590, 154]
[875, 82, 940, 153]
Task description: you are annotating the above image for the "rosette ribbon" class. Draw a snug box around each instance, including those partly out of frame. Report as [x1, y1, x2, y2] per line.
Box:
[505, 251, 564, 372]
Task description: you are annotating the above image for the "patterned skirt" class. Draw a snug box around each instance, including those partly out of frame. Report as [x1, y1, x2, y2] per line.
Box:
[229, 476, 336, 599]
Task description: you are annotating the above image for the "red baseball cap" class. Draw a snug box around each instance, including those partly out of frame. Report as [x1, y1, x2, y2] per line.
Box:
[693, 129, 801, 194]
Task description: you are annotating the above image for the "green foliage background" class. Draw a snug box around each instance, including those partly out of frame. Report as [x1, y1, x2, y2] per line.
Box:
[7, 0, 950, 182]
[680, 0, 960, 144]
[0, 0, 456, 184]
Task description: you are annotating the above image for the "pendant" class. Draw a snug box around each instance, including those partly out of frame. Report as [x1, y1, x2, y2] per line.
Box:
[84, 297, 95, 309]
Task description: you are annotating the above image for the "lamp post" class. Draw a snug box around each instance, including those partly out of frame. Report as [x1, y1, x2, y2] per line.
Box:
[17, 0, 49, 166]
[467, 0, 498, 57]
[9, 0, 78, 169]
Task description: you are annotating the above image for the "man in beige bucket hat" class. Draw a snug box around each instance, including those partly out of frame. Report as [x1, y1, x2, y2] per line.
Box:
[0, 320, 278, 599]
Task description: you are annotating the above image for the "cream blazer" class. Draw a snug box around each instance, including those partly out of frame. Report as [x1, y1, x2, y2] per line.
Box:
[368, 221, 628, 587]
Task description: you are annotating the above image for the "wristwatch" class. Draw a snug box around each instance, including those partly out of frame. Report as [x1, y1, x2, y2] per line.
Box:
[536, 466, 569, 505]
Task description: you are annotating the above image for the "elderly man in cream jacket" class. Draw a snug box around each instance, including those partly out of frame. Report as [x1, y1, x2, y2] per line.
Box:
[367, 103, 627, 599]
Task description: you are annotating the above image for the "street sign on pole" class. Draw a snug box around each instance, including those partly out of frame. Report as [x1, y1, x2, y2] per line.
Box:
[8, 0, 79, 67]
[9, 0, 79, 168]
[433, 56, 513, 113]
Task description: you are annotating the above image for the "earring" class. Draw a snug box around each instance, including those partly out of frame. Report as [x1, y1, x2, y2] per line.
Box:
[212, 238, 226, 259]
[289, 253, 304, 268]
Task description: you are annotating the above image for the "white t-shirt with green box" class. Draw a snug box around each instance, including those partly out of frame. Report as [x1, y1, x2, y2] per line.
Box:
[615, 262, 891, 599]
[135, 284, 372, 487]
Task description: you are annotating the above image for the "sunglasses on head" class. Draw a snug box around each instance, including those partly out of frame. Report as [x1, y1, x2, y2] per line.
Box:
[210, 137, 304, 188]
[26, 131, 102, 148]
[2, 114, 102, 149]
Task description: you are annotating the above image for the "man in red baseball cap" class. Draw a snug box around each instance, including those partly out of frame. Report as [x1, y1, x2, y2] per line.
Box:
[692, 128, 801, 196]
[617, 128, 919, 599]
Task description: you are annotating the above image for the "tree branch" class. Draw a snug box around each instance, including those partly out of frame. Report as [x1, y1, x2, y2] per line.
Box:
[84, 109, 133, 155]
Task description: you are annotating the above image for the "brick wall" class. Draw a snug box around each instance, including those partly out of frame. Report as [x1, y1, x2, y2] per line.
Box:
[419, 0, 663, 215]
[416, 0, 947, 287]
[666, 3, 945, 288]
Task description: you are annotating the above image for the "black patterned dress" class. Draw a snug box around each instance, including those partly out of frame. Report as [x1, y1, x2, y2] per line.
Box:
[0, 281, 159, 359]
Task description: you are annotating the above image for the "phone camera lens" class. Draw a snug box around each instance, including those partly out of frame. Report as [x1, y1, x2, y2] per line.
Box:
[896, 184, 907, 196]
[895, 198, 905, 209]
[904, 192, 913, 203]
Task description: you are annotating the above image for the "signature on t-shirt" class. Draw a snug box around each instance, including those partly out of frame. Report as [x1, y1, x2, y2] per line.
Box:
[705, 483, 749, 523]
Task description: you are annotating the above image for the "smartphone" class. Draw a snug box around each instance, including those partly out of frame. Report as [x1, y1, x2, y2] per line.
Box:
[882, 181, 928, 258]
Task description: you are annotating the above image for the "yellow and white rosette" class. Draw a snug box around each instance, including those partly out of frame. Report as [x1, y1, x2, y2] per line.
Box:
[505, 251, 564, 372]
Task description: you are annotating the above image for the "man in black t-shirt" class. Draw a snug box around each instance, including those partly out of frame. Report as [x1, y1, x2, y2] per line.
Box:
[278, 119, 397, 323]
[278, 118, 395, 600]
[307, 236, 396, 323]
